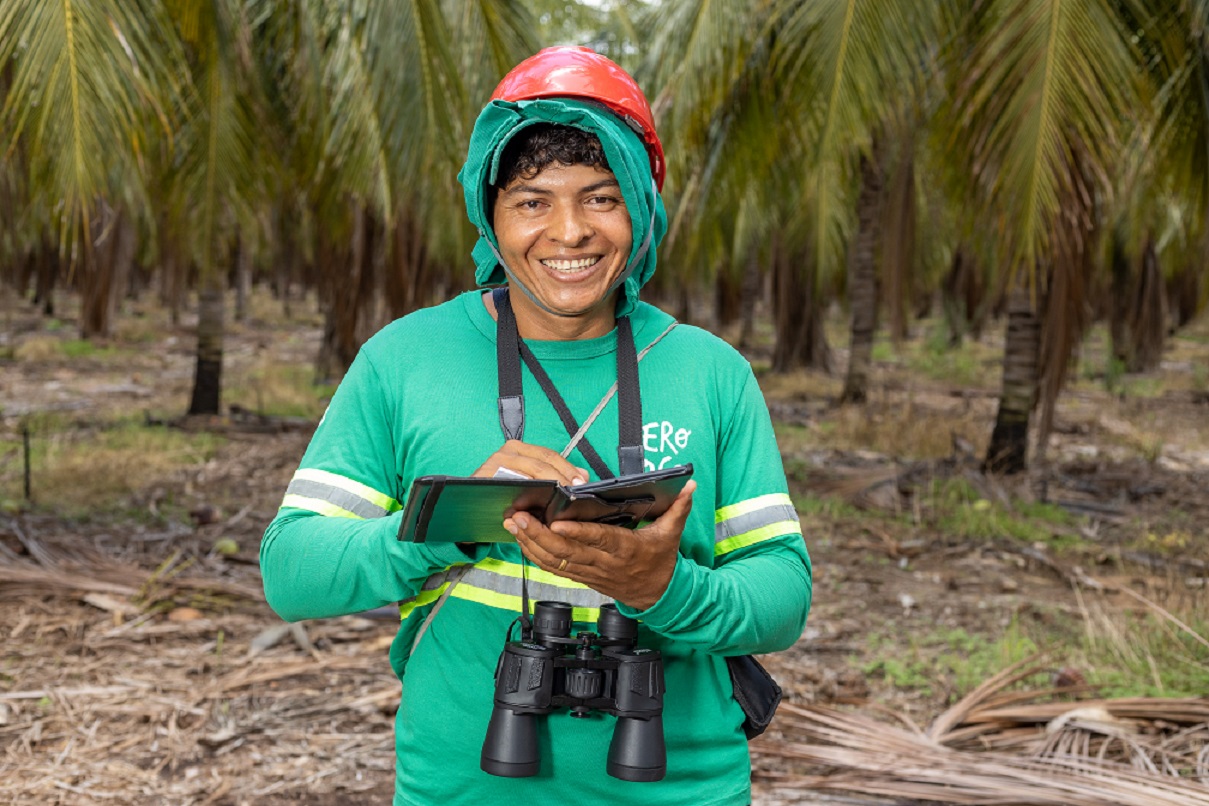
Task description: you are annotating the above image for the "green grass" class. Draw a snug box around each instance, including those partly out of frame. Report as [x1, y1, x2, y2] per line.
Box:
[1, 417, 226, 518]
[871, 341, 896, 363]
[60, 339, 107, 359]
[225, 364, 335, 419]
[863, 620, 1042, 701]
[923, 478, 1080, 547]
[792, 493, 864, 521]
[905, 329, 988, 387]
[1079, 601, 1209, 699]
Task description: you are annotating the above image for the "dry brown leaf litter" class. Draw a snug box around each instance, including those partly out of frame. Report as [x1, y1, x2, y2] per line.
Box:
[1, 521, 400, 805]
[753, 657, 1209, 805]
[4, 517, 1208, 805]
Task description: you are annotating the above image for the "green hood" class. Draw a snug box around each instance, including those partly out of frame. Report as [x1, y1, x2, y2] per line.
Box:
[458, 98, 668, 317]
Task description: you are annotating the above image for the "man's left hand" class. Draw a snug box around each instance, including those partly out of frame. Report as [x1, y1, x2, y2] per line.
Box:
[505, 481, 697, 611]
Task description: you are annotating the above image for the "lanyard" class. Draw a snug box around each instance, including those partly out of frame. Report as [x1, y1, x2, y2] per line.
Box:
[493, 288, 644, 479]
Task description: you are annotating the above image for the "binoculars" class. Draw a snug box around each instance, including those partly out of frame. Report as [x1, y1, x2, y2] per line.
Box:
[480, 601, 666, 782]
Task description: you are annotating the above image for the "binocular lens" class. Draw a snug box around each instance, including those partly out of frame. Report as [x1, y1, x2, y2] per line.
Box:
[607, 715, 667, 782]
[596, 603, 637, 642]
[532, 601, 573, 643]
[481, 709, 541, 777]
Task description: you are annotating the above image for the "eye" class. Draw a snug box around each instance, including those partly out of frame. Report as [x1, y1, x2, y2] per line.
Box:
[517, 199, 545, 211]
[587, 195, 623, 208]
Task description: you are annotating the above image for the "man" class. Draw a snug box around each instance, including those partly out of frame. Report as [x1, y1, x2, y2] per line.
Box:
[261, 47, 812, 805]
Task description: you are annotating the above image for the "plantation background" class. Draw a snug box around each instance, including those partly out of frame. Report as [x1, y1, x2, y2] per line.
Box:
[1, 1, 1208, 803]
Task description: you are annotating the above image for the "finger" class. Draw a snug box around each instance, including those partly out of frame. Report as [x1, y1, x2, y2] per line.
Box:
[507, 514, 575, 573]
[548, 518, 620, 552]
[502, 442, 589, 484]
[642, 480, 696, 538]
[493, 454, 584, 486]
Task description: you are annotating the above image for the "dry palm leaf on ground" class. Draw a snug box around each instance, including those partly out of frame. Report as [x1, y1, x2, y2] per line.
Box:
[754, 657, 1209, 805]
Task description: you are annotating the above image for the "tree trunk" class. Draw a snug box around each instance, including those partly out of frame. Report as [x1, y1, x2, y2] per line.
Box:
[882, 142, 915, 344]
[1167, 264, 1200, 331]
[354, 214, 384, 347]
[272, 202, 297, 319]
[159, 221, 189, 326]
[675, 280, 692, 324]
[772, 239, 832, 373]
[1109, 235, 1130, 365]
[1122, 236, 1166, 372]
[714, 263, 743, 331]
[738, 249, 762, 350]
[32, 238, 59, 317]
[233, 235, 252, 324]
[315, 202, 377, 384]
[984, 289, 1040, 474]
[188, 272, 225, 416]
[385, 205, 436, 321]
[840, 153, 884, 404]
[941, 246, 987, 347]
[79, 208, 136, 339]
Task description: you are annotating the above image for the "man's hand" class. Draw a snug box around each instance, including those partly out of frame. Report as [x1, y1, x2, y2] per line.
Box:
[473, 440, 589, 486]
[505, 481, 697, 611]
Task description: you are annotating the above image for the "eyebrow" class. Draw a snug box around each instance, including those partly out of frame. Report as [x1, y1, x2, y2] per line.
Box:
[503, 177, 622, 197]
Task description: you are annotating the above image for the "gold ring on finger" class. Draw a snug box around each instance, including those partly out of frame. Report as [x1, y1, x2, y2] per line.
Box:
[557, 558, 568, 572]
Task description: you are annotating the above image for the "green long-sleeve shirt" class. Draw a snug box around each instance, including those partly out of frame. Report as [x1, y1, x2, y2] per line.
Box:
[261, 291, 812, 805]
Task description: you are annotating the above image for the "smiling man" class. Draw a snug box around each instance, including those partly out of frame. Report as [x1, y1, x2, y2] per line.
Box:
[260, 47, 813, 805]
[491, 152, 632, 336]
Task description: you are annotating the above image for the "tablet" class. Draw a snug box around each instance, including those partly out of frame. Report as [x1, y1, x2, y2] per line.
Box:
[397, 464, 693, 543]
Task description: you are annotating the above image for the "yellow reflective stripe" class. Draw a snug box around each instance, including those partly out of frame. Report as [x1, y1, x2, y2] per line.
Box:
[293, 468, 400, 513]
[280, 494, 362, 519]
[450, 583, 600, 623]
[399, 584, 449, 621]
[714, 520, 800, 556]
[474, 557, 594, 590]
[714, 492, 794, 523]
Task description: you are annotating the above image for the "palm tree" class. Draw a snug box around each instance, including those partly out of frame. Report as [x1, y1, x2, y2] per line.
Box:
[1105, 0, 1209, 372]
[245, 0, 536, 383]
[0, 0, 185, 336]
[769, 1, 939, 396]
[942, 0, 1151, 473]
[166, 0, 272, 415]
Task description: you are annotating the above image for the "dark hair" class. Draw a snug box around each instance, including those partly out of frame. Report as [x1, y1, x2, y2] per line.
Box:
[493, 123, 611, 190]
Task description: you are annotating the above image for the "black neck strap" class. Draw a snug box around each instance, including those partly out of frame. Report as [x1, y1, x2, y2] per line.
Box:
[493, 288, 644, 478]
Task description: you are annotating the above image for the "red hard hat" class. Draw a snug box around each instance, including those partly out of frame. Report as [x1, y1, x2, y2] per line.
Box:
[490, 47, 666, 190]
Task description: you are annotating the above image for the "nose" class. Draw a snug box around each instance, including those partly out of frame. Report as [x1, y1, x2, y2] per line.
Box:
[547, 203, 593, 246]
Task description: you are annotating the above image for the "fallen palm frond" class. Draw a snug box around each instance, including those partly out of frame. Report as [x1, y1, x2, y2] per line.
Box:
[0, 558, 263, 604]
[754, 664, 1209, 806]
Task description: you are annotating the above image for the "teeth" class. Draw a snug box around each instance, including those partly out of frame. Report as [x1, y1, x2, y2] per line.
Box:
[541, 257, 599, 272]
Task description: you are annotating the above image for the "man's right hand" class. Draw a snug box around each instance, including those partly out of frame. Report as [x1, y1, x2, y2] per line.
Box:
[472, 440, 589, 486]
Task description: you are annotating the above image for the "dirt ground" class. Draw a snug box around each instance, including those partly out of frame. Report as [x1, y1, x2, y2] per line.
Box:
[1, 290, 1207, 804]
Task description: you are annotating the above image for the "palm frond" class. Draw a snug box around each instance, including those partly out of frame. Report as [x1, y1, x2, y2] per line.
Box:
[0, 0, 184, 259]
[169, 0, 269, 277]
[771, 0, 940, 284]
[955, 0, 1147, 286]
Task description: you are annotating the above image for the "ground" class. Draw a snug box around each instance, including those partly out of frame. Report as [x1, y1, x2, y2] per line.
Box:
[1, 288, 1206, 804]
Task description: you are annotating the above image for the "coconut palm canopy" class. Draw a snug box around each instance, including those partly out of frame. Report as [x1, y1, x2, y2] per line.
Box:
[1, 0, 1206, 470]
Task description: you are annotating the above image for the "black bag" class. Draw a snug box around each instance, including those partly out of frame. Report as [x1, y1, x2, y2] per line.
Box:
[726, 654, 782, 739]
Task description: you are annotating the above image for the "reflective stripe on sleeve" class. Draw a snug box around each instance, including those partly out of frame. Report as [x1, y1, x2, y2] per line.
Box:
[280, 468, 400, 519]
[398, 558, 613, 624]
[714, 493, 800, 556]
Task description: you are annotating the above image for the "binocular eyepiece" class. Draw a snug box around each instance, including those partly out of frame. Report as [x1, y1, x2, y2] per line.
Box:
[480, 601, 666, 782]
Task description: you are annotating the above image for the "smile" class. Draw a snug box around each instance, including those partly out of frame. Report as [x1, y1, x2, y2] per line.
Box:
[540, 257, 601, 272]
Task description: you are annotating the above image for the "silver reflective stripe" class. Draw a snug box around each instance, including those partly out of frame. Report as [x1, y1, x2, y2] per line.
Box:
[715, 504, 800, 543]
[460, 567, 613, 609]
[284, 478, 388, 519]
[400, 565, 614, 612]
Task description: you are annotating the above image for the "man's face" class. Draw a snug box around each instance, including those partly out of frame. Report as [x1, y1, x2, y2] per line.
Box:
[492, 162, 634, 338]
